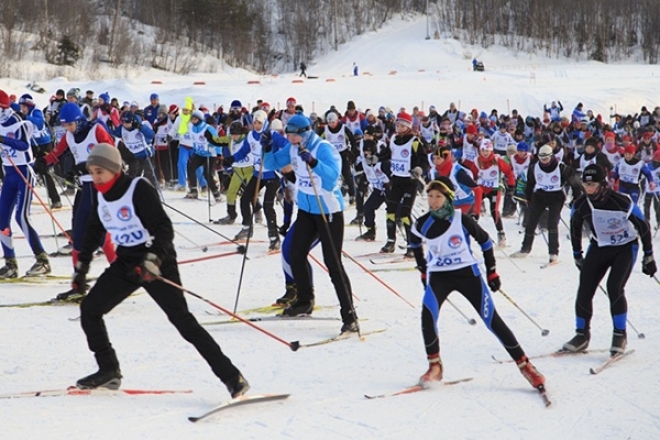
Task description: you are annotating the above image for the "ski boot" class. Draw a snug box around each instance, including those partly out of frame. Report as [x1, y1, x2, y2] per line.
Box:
[350, 214, 363, 225]
[610, 330, 627, 356]
[516, 356, 545, 388]
[275, 283, 297, 306]
[184, 190, 198, 199]
[380, 240, 395, 253]
[233, 227, 253, 241]
[225, 373, 250, 398]
[419, 354, 443, 385]
[497, 231, 506, 247]
[25, 252, 51, 276]
[562, 330, 590, 352]
[355, 227, 376, 242]
[282, 298, 314, 317]
[0, 257, 18, 279]
[76, 369, 122, 390]
[268, 236, 281, 252]
[214, 215, 236, 225]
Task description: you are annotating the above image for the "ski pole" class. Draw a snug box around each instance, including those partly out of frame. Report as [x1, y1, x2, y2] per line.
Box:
[446, 298, 477, 325]
[178, 250, 242, 265]
[597, 285, 645, 339]
[232, 153, 265, 314]
[162, 201, 245, 254]
[155, 275, 300, 351]
[305, 161, 361, 338]
[653, 275, 660, 287]
[5, 154, 72, 243]
[497, 288, 550, 336]
[495, 245, 526, 274]
[308, 253, 360, 301]
[341, 250, 412, 307]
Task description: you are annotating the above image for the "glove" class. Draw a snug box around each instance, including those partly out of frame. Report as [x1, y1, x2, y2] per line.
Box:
[642, 254, 657, 277]
[410, 166, 422, 180]
[135, 253, 162, 283]
[469, 212, 480, 221]
[33, 157, 49, 174]
[71, 262, 89, 294]
[298, 148, 318, 168]
[505, 185, 514, 198]
[223, 155, 235, 167]
[486, 268, 501, 292]
[574, 254, 584, 270]
[0, 134, 5, 144]
[260, 130, 273, 152]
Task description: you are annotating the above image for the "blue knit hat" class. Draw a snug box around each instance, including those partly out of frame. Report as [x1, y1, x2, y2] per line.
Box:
[59, 103, 84, 123]
[285, 114, 311, 134]
[516, 141, 529, 152]
[99, 92, 110, 104]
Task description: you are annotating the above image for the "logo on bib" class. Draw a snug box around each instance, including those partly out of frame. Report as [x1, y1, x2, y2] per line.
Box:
[551, 175, 559, 183]
[448, 234, 463, 249]
[117, 206, 132, 221]
[607, 218, 622, 230]
[101, 206, 112, 222]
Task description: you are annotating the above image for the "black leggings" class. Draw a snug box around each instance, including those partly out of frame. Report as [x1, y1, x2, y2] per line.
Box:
[80, 257, 240, 383]
[290, 210, 355, 322]
[240, 176, 278, 237]
[422, 267, 524, 361]
[575, 242, 635, 331]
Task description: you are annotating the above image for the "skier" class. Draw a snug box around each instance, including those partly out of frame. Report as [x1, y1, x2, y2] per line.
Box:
[261, 114, 358, 332]
[612, 144, 655, 204]
[380, 111, 428, 255]
[409, 177, 545, 391]
[430, 145, 483, 218]
[184, 110, 222, 201]
[111, 111, 157, 188]
[564, 164, 655, 355]
[322, 111, 358, 205]
[225, 111, 280, 250]
[214, 121, 251, 225]
[355, 138, 391, 241]
[465, 139, 515, 247]
[299, 62, 307, 78]
[510, 145, 582, 262]
[72, 143, 249, 397]
[0, 90, 51, 278]
[33, 103, 117, 301]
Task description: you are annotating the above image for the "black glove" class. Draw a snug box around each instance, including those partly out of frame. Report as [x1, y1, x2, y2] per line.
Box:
[505, 184, 514, 198]
[33, 157, 49, 174]
[135, 253, 162, 283]
[260, 130, 273, 152]
[486, 267, 501, 292]
[0, 134, 5, 144]
[642, 254, 657, 277]
[298, 148, 318, 168]
[574, 252, 584, 270]
[71, 262, 89, 294]
[469, 212, 480, 221]
[223, 155, 235, 167]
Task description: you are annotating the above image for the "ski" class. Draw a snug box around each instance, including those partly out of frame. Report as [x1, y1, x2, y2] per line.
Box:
[371, 266, 417, 272]
[536, 384, 552, 407]
[177, 240, 266, 251]
[364, 377, 473, 399]
[491, 348, 610, 364]
[589, 349, 636, 375]
[0, 299, 79, 308]
[0, 274, 72, 284]
[0, 386, 193, 399]
[540, 260, 560, 269]
[201, 315, 341, 326]
[369, 257, 412, 265]
[204, 304, 334, 317]
[299, 328, 386, 348]
[188, 393, 290, 422]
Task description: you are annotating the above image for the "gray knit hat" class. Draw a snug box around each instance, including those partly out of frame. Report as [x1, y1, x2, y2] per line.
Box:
[87, 143, 122, 174]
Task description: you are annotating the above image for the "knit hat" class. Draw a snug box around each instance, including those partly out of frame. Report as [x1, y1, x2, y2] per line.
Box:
[168, 104, 179, 114]
[465, 124, 477, 135]
[87, 143, 122, 174]
[624, 145, 636, 155]
[230, 100, 242, 109]
[480, 139, 493, 151]
[270, 119, 283, 132]
[326, 112, 339, 123]
[253, 110, 267, 124]
[538, 145, 553, 157]
[582, 164, 606, 183]
[19, 94, 35, 107]
[191, 110, 204, 121]
[99, 92, 110, 104]
[396, 112, 412, 127]
[517, 141, 530, 152]
[0, 90, 9, 109]
[426, 176, 455, 201]
[285, 114, 311, 134]
[59, 103, 84, 123]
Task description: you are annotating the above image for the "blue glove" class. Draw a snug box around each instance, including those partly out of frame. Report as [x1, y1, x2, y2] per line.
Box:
[260, 130, 273, 152]
[298, 148, 318, 168]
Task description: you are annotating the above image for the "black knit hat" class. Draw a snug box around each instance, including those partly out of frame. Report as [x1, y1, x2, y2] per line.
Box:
[582, 164, 606, 183]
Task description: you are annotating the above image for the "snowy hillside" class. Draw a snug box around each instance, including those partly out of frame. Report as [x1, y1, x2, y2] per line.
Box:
[1, 15, 660, 440]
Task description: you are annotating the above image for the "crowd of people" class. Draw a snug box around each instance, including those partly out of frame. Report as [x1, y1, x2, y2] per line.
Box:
[1, 87, 658, 396]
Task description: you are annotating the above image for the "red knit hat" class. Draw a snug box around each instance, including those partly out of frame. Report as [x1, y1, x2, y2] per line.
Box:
[465, 124, 477, 135]
[604, 132, 615, 140]
[0, 90, 9, 109]
[624, 145, 636, 155]
[396, 112, 413, 127]
[168, 104, 179, 114]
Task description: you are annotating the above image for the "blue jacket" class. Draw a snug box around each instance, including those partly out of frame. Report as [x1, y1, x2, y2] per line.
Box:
[25, 107, 52, 146]
[264, 131, 344, 214]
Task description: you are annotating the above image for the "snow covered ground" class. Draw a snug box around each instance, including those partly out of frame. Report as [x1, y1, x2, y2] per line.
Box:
[1, 15, 660, 440]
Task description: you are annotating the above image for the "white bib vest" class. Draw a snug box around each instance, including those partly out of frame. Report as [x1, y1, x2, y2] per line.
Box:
[97, 178, 151, 247]
[424, 212, 478, 273]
